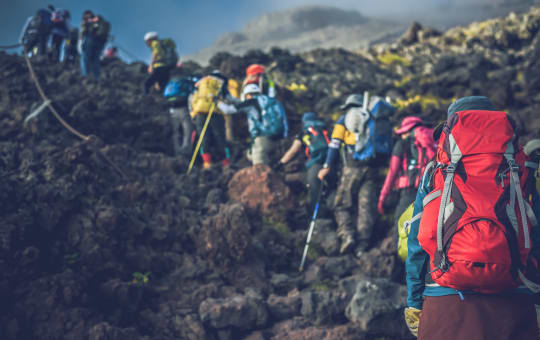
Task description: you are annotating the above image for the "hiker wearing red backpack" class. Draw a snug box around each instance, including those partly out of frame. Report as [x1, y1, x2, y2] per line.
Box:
[378, 116, 436, 241]
[405, 96, 540, 339]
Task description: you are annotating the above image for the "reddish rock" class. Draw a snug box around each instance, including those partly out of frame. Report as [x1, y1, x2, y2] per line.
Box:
[228, 165, 293, 221]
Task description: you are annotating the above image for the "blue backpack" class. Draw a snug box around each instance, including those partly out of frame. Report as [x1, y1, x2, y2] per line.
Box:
[355, 96, 394, 161]
[164, 77, 194, 103]
[255, 95, 288, 139]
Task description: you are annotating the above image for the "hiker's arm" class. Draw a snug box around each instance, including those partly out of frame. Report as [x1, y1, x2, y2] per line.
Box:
[318, 118, 346, 180]
[405, 165, 432, 309]
[378, 143, 405, 214]
[280, 139, 302, 164]
[530, 188, 540, 265]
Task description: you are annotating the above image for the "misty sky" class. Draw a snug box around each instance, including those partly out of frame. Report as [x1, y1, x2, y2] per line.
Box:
[1, 0, 472, 63]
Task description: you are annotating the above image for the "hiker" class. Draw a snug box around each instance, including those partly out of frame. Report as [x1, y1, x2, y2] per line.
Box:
[80, 10, 110, 79]
[20, 6, 53, 57]
[276, 112, 330, 210]
[143, 32, 178, 94]
[235, 84, 288, 166]
[405, 96, 540, 339]
[63, 27, 79, 64]
[189, 71, 234, 169]
[318, 93, 394, 254]
[378, 116, 436, 243]
[50, 9, 70, 62]
[164, 75, 196, 156]
[241, 64, 276, 100]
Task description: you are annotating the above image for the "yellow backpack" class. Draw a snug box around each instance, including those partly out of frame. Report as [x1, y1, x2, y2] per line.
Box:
[228, 79, 240, 99]
[190, 76, 224, 117]
[397, 203, 415, 262]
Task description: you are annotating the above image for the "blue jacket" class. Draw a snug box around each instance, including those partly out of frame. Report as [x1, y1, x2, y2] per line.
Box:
[406, 162, 540, 309]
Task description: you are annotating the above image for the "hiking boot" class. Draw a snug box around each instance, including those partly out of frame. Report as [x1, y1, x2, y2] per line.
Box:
[339, 234, 354, 254]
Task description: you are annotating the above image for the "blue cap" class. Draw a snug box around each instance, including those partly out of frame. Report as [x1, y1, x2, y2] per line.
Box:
[447, 96, 496, 118]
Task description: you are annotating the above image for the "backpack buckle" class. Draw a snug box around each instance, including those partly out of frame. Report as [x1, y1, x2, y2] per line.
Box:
[507, 159, 519, 172]
[445, 164, 456, 174]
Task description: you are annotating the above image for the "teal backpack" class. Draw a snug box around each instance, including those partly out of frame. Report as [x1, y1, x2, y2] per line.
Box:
[255, 95, 287, 139]
[302, 114, 329, 168]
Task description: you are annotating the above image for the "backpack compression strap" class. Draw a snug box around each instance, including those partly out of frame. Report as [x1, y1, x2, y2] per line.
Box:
[504, 142, 530, 249]
[435, 133, 462, 271]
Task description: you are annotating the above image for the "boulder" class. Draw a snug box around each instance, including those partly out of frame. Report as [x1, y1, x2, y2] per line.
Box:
[228, 165, 293, 221]
[199, 203, 252, 267]
[345, 277, 409, 337]
[199, 292, 268, 330]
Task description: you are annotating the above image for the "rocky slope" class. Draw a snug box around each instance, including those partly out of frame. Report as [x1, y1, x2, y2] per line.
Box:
[2, 5, 540, 340]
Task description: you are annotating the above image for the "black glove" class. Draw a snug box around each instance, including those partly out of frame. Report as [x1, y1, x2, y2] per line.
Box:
[273, 161, 284, 171]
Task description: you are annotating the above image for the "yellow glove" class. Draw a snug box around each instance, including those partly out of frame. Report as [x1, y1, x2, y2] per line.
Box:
[536, 305, 540, 337]
[404, 307, 421, 337]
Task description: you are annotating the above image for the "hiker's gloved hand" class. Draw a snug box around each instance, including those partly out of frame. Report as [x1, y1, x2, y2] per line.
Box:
[404, 307, 421, 337]
[147, 65, 153, 74]
[273, 161, 284, 171]
[318, 167, 330, 181]
[377, 198, 385, 215]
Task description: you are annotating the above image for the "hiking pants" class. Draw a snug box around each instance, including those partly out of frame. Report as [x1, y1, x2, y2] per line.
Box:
[194, 113, 228, 159]
[419, 295, 538, 340]
[169, 106, 194, 156]
[333, 166, 377, 251]
[24, 32, 48, 56]
[248, 136, 276, 165]
[81, 36, 105, 79]
[50, 34, 64, 62]
[144, 66, 171, 94]
[306, 163, 323, 212]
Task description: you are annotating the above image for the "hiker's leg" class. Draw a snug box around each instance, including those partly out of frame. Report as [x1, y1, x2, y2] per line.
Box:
[356, 168, 377, 251]
[306, 163, 323, 212]
[334, 166, 361, 253]
[169, 107, 182, 156]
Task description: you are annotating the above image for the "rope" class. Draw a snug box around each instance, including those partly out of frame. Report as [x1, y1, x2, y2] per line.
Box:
[23, 55, 128, 180]
[115, 43, 140, 62]
[0, 43, 22, 49]
[24, 56, 90, 141]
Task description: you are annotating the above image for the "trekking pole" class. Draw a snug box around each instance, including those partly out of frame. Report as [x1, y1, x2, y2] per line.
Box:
[299, 182, 324, 272]
[187, 102, 216, 175]
[0, 43, 23, 49]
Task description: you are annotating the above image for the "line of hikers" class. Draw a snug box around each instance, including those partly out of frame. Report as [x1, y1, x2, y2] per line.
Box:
[173, 65, 540, 338]
[20, 6, 112, 79]
[18, 8, 540, 338]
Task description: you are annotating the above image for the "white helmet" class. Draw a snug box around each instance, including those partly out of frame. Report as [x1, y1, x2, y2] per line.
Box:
[144, 31, 158, 41]
[242, 84, 261, 97]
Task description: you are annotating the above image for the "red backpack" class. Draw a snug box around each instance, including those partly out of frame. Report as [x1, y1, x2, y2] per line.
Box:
[418, 110, 540, 293]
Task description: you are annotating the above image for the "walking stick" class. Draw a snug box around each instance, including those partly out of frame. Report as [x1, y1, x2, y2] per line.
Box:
[187, 102, 216, 174]
[299, 182, 324, 272]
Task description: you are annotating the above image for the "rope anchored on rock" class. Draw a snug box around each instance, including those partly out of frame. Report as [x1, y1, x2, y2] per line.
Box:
[0, 43, 23, 49]
[23, 55, 128, 180]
